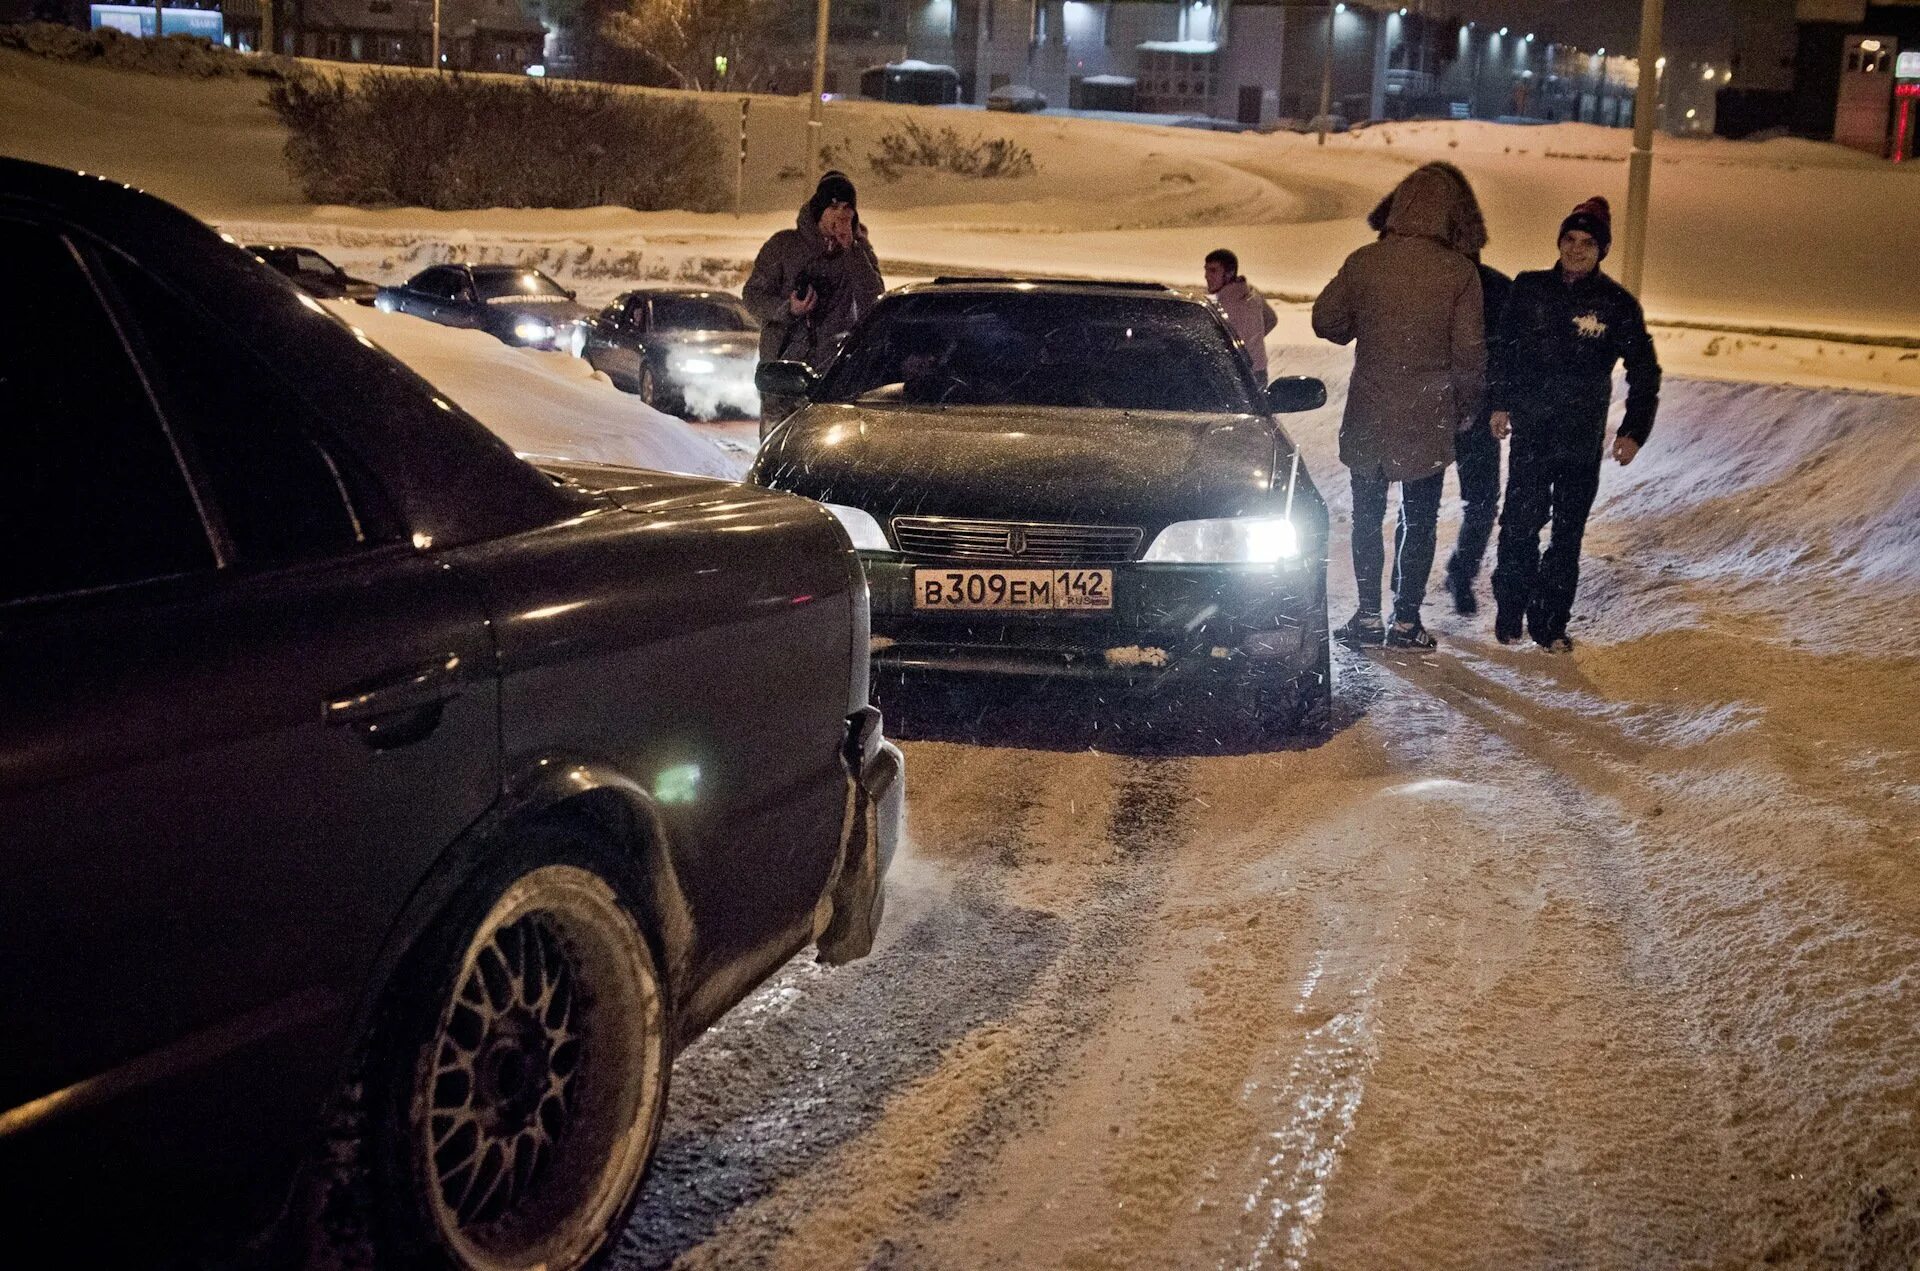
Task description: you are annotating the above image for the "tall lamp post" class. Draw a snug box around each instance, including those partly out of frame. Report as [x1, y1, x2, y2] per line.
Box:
[806, 0, 832, 189]
[1316, 3, 1336, 145]
[1619, 0, 1665, 297]
[432, 0, 442, 71]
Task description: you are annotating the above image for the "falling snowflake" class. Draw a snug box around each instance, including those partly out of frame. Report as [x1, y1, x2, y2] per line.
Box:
[1572, 312, 1608, 339]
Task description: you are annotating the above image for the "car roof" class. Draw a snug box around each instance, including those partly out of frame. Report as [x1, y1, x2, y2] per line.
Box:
[471, 262, 553, 277]
[617, 287, 745, 300]
[896, 277, 1190, 301]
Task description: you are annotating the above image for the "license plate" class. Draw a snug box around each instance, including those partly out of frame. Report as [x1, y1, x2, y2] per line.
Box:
[914, 568, 1113, 611]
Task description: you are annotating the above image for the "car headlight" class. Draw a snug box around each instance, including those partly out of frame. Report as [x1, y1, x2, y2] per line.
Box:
[513, 318, 554, 343]
[822, 502, 890, 552]
[668, 355, 718, 375]
[1142, 516, 1299, 564]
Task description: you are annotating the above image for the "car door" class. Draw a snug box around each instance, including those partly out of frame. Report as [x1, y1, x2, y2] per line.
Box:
[0, 223, 500, 1250]
[405, 265, 459, 321]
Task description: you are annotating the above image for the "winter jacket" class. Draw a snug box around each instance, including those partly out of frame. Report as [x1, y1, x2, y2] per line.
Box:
[1312, 166, 1486, 482]
[1491, 265, 1661, 454]
[1211, 277, 1279, 381]
[743, 207, 885, 370]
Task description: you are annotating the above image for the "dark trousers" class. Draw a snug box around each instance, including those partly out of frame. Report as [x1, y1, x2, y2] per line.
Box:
[1351, 467, 1444, 623]
[1447, 421, 1502, 588]
[1491, 442, 1603, 640]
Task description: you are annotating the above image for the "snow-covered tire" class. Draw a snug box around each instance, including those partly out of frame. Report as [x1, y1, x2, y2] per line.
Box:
[365, 824, 669, 1271]
[1243, 638, 1333, 741]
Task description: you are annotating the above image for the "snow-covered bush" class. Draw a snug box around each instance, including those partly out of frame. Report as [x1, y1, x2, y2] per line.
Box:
[0, 21, 294, 79]
[867, 119, 1037, 181]
[268, 72, 727, 212]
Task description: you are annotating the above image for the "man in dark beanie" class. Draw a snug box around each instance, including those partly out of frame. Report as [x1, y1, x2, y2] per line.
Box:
[1488, 195, 1661, 652]
[744, 169, 884, 435]
[1314, 162, 1487, 651]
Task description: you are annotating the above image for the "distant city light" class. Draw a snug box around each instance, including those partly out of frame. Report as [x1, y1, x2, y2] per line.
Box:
[1499, 26, 1508, 36]
[1399, 6, 1407, 13]
[1656, 55, 1667, 70]
[1335, 3, 1345, 11]
[526, 63, 545, 77]
[1703, 65, 1716, 79]
[1686, 108, 1698, 119]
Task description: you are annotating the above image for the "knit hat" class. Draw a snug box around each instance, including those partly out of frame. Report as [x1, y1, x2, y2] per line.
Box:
[1559, 196, 1612, 258]
[807, 170, 858, 223]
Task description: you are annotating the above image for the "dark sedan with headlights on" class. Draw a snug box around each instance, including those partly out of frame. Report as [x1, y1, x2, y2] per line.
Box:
[2, 158, 901, 1270]
[751, 278, 1332, 737]
[376, 261, 591, 353]
[582, 287, 761, 419]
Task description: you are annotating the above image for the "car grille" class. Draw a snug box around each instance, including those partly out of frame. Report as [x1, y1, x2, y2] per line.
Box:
[890, 517, 1143, 564]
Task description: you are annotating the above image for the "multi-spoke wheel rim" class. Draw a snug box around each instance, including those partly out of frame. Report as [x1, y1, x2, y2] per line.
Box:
[416, 865, 663, 1271]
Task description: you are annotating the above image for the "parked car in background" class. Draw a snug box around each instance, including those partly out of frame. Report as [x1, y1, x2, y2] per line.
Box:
[752, 277, 1333, 737]
[986, 83, 1048, 113]
[246, 243, 378, 304]
[1, 158, 902, 1270]
[582, 287, 761, 419]
[376, 262, 590, 354]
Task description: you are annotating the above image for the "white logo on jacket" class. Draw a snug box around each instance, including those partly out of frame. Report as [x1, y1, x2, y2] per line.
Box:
[1572, 312, 1608, 339]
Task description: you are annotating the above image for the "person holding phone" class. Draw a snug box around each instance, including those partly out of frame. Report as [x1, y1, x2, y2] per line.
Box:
[745, 171, 885, 434]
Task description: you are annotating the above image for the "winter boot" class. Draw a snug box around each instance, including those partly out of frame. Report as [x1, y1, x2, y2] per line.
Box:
[1386, 618, 1438, 651]
[1542, 634, 1575, 654]
[1335, 611, 1386, 648]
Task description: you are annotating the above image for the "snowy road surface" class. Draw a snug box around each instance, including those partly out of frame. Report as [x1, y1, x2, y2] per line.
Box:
[608, 635, 1916, 1269]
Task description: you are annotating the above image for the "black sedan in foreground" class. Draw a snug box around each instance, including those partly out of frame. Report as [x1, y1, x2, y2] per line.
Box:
[376, 261, 591, 353]
[751, 278, 1332, 736]
[582, 287, 762, 419]
[2, 158, 902, 1269]
[246, 242, 378, 303]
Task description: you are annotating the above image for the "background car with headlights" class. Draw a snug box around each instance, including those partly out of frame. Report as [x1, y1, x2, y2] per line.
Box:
[246, 243, 378, 303]
[1, 158, 901, 1270]
[375, 261, 590, 354]
[581, 287, 761, 419]
[749, 277, 1332, 737]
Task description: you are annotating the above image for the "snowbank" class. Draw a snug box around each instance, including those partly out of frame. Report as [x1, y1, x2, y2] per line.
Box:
[325, 302, 749, 481]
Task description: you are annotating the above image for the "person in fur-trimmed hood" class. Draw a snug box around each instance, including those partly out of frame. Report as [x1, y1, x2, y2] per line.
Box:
[1488, 195, 1662, 652]
[1312, 162, 1487, 651]
[1366, 163, 1513, 618]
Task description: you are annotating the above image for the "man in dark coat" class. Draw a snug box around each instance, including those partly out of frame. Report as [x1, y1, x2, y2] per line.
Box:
[1489, 196, 1661, 652]
[744, 170, 885, 435]
[1314, 162, 1486, 650]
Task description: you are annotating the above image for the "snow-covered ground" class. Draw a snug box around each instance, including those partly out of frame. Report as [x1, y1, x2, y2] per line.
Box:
[7, 49, 1919, 1268]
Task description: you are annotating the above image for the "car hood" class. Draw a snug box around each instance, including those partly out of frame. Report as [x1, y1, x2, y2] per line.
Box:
[486, 297, 590, 324]
[753, 403, 1303, 531]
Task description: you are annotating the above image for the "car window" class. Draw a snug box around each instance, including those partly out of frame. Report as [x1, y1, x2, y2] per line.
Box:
[622, 296, 649, 329]
[293, 250, 335, 277]
[100, 255, 374, 565]
[817, 292, 1261, 414]
[473, 269, 569, 301]
[415, 267, 463, 300]
[651, 295, 756, 332]
[1, 223, 214, 605]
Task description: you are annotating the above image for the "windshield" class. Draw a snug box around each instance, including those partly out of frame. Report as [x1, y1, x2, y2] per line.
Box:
[815, 292, 1261, 414]
[292, 250, 337, 277]
[652, 295, 756, 332]
[475, 269, 570, 301]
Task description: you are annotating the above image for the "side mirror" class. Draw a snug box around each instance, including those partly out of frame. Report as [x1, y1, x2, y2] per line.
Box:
[565, 288, 578, 301]
[1266, 375, 1328, 414]
[756, 359, 817, 399]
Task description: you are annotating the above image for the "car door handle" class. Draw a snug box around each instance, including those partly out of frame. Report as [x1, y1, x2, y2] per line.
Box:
[325, 654, 467, 748]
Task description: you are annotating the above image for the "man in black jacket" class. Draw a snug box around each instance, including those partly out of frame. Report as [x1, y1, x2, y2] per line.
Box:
[1489, 196, 1661, 651]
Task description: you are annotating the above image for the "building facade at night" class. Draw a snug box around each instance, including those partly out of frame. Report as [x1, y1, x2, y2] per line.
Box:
[888, 0, 1639, 126]
[1788, 0, 1920, 156]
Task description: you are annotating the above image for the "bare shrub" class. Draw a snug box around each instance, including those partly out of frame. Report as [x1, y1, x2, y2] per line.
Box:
[867, 118, 1037, 181]
[267, 72, 727, 211]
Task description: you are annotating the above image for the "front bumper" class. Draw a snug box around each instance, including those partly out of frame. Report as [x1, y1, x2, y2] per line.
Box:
[862, 557, 1327, 684]
[816, 706, 904, 965]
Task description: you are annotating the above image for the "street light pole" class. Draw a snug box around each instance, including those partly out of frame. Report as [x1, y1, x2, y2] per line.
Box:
[1619, 0, 1665, 297]
[1316, 3, 1335, 145]
[807, 0, 832, 189]
[432, 0, 442, 71]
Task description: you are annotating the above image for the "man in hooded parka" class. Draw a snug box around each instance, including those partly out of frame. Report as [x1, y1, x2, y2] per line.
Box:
[1312, 164, 1486, 650]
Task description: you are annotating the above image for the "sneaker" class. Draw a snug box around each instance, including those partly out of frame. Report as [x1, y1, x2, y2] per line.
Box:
[1494, 607, 1524, 645]
[1386, 619, 1438, 650]
[1335, 611, 1386, 647]
[1447, 572, 1479, 617]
